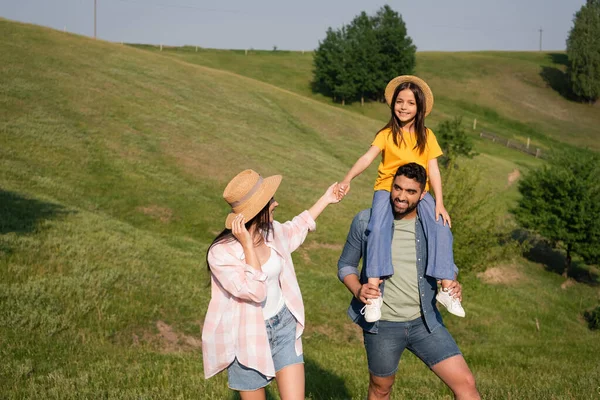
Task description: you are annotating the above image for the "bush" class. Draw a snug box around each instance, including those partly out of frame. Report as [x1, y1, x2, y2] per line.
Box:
[441, 163, 521, 274]
[436, 116, 477, 166]
[583, 306, 600, 330]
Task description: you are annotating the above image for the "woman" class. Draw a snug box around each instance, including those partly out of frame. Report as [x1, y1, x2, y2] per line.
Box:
[202, 169, 339, 400]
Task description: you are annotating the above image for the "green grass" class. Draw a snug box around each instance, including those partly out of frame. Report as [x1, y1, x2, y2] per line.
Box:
[1, 19, 599, 399]
[137, 45, 600, 153]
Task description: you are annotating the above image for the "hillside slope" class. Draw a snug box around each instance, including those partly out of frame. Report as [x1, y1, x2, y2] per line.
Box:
[139, 46, 600, 152]
[1, 19, 599, 399]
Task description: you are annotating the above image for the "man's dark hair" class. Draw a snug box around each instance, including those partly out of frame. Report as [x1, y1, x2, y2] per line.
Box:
[394, 163, 427, 191]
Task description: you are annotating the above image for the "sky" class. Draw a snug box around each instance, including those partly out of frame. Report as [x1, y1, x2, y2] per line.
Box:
[0, 0, 587, 52]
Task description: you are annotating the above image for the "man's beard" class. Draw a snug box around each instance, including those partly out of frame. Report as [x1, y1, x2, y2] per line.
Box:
[392, 200, 418, 218]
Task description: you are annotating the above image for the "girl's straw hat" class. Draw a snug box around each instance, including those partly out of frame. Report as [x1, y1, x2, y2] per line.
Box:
[384, 75, 434, 116]
[223, 169, 282, 229]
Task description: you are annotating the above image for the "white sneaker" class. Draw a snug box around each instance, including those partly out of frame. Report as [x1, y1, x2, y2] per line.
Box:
[361, 296, 383, 323]
[436, 289, 466, 317]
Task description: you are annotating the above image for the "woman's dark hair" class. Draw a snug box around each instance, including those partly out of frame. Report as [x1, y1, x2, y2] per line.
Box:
[205, 199, 274, 276]
[376, 82, 428, 155]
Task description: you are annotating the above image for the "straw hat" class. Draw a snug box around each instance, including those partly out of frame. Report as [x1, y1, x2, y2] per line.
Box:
[384, 75, 434, 116]
[223, 169, 282, 229]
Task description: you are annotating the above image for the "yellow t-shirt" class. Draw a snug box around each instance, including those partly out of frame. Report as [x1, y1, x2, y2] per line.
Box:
[371, 127, 443, 192]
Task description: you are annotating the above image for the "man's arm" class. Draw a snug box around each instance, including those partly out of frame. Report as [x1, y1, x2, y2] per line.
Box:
[343, 274, 382, 304]
[337, 210, 382, 304]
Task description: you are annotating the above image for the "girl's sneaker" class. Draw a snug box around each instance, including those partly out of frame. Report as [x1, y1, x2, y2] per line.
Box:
[361, 295, 383, 323]
[436, 289, 466, 317]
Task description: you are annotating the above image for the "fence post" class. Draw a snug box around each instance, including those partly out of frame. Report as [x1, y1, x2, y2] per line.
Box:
[536, 148, 541, 158]
[245, 49, 248, 56]
[160, 43, 163, 51]
[479, 132, 483, 137]
[526, 137, 530, 149]
[196, 46, 198, 52]
[473, 118, 477, 130]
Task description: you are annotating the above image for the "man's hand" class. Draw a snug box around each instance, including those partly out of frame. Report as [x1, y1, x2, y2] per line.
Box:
[443, 280, 462, 301]
[355, 280, 383, 304]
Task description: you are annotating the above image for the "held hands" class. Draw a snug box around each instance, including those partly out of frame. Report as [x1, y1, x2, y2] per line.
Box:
[323, 182, 343, 204]
[334, 181, 351, 201]
[435, 202, 452, 228]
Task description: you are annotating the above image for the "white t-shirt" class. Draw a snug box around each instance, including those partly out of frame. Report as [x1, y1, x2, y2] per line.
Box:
[261, 249, 285, 320]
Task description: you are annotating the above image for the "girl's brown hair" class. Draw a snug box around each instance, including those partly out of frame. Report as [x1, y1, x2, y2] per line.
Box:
[377, 82, 428, 154]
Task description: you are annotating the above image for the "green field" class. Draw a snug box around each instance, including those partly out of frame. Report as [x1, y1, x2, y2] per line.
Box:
[1, 19, 599, 399]
[132, 44, 600, 153]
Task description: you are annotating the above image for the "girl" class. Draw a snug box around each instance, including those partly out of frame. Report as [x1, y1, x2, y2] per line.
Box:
[202, 169, 339, 400]
[337, 75, 464, 322]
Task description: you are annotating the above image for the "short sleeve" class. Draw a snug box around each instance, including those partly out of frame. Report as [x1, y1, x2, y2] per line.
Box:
[371, 130, 388, 151]
[426, 129, 443, 160]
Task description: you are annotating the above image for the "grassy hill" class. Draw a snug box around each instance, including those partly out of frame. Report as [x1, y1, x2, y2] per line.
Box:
[1, 19, 599, 399]
[132, 45, 600, 153]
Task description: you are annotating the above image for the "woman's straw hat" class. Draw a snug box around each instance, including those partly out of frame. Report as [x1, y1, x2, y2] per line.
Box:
[384, 75, 434, 116]
[223, 169, 282, 229]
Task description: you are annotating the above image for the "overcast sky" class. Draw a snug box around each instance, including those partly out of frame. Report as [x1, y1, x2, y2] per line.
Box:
[0, 0, 586, 51]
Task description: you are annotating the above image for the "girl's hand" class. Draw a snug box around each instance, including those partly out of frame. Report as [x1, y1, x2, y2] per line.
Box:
[337, 182, 351, 199]
[231, 214, 253, 248]
[323, 182, 342, 204]
[435, 203, 452, 228]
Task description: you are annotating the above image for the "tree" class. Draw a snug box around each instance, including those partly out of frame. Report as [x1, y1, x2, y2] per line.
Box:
[435, 117, 477, 166]
[566, 0, 600, 103]
[346, 12, 379, 106]
[372, 5, 416, 101]
[313, 28, 346, 101]
[513, 149, 600, 277]
[312, 6, 415, 105]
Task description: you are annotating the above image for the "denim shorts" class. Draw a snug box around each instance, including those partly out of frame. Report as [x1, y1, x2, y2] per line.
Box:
[227, 305, 304, 391]
[363, 317, 461, 377]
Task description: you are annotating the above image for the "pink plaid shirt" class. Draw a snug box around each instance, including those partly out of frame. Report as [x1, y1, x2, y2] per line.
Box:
[202, 211, 316, 379]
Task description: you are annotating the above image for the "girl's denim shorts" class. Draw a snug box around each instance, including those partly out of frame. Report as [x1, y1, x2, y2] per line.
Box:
[227, 305, 304, 391]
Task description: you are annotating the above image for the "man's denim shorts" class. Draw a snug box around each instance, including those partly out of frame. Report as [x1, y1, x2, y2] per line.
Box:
[227, 305, 304, 391]
[363, 317, 462, 377]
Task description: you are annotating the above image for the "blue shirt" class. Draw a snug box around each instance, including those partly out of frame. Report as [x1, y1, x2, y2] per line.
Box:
[337, 209, 444, 333]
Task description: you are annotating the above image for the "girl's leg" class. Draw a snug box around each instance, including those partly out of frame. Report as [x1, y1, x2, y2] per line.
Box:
[366, 190, 395, 279]
[417, 193, 456, 281]
[367, 277, 381, 289]
[239, 389, 267, 400]
[275, 363, 305, 400]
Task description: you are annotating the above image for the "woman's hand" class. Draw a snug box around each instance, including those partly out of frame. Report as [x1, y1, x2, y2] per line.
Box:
[323, 182, 342, 204]
[231, 214, 253, 248]
[435, 203, 452, 228]
[308, 182, 342, 221]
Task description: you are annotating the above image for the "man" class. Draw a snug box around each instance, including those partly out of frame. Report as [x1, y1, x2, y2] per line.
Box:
[337, 163, 480, 400]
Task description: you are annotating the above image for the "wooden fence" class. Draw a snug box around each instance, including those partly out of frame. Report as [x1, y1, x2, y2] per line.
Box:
[479, 131, 544, 159]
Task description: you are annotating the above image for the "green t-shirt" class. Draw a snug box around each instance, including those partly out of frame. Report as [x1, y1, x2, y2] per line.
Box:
[380, 217, 422, 322]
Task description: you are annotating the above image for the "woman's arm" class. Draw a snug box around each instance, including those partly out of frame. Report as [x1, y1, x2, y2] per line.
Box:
[231, 214, 261, 270]
[308, 182, 340, 221]
[207, 245, 267, 303]
[427, 158, 451, 227]
[279, 183, 340, 254]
